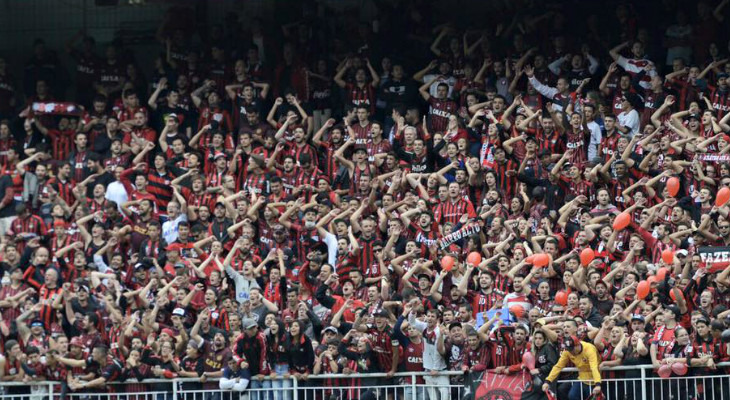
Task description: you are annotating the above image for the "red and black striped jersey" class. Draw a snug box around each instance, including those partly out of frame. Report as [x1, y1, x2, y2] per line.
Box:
[146, 170, 175, 210]
[468, 289, 505, 318]
[462, 344, 490, 371]
[434, 198, 476, 225]
[428, 97, 457, 133]
[345, 83, 376, 114]
[38, 285, 63, 330]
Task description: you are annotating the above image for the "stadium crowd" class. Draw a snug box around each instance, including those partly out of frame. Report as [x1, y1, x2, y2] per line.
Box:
[2, 0, 730, 399]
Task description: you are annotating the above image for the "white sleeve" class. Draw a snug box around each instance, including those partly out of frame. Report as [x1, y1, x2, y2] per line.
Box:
[586, 54, 599, 75]
[219, 377, 236, 390]
[615, 56, 630, 70]
[93, 254, 110, 274]
[408, 312, 428, 332]
[588, 124, 602, 160]
[528, 76, 559, 100]
[324, 232, 338, 266]
[233, 379, 249, 391]
[547, 58, 564, 76]
[627, 110, 640, 135]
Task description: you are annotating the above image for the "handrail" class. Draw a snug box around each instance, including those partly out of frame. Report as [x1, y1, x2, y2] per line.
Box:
[2, 362, 728, 387]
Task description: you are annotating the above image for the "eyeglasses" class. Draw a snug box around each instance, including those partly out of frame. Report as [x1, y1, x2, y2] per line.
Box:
[720, 226, 730, 229]
[373, 248, 383, 252]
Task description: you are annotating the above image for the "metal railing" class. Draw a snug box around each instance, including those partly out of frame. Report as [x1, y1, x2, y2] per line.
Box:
[1, 364, 729, 400]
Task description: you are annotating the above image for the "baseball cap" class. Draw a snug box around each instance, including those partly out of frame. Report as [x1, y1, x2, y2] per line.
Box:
[688, 113, 700, 121]
[242, 318, 258, 330]
[172, 308, 186, 317]
[166, 243, 183, 252]
[353, 145, 368, 154]
[323, 326, 338, 335]
[167, 113, 180, 122]
[30, 320, 44, 328]
[69, 337, 84, 348]
[718, 72, 729, 80]
[630, 314, 646, 323]
[161, 328, 175, 338]
[213, 152, 226, 160]
[374, 309, 389, 318]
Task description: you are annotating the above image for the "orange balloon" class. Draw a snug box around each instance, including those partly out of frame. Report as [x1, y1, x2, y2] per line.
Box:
[534, 253, 550, 267]
[524, 255, 535, 265]
[661, 249, 674, 265]
[441, 255, 455, 272]
[509, 304, 525, 318]
[467, 252, 482, 266]
[555, 291, 568, 306]
[669, 288, 684, 302]
[656, 267, 669, 282]
[717, 187, 730, 207]
[666, 177, 680, 197]
[612, 212, 631, 231]
[580, 248, 595, 267]
[647, 276, 657, 285]
[637, 280, 651, 300]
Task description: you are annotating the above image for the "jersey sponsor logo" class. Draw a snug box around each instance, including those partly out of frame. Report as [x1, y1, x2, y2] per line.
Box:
[431, 109, 452, 118]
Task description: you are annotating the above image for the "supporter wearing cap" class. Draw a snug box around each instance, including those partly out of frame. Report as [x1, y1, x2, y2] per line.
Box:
[233, 315, 270, 393]
[544, 335, 601, 398]
[353, 307, 399, 377]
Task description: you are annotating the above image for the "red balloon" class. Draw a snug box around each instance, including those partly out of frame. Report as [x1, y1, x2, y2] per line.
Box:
[522, 352, 536, 370]
[612, 212, 631, 231]
[509, 304, 525, 318]
[669, 288, 684, 303]
[441, 256, 455, 272]
[656, 267, 669, 282]
[661, 249, 674, 265]
[647, 276, 657, 285]
[637, 280, 651, 300]
[534, 253, 550, 267]
[671, 362, 688, 376]
[524, 255, 535, 265]
[658, 364, 672, 378]
[467, 252, 482, 266]
[666, 177, 680, 197]
[579, 248, 595, 267]
[555, 291, 568, 306]
[717, 187, 730, 207]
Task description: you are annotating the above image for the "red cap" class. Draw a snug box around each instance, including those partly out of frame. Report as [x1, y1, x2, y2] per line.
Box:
[213, 152, 226, 159]
[161, 328, 175, 338]
[53, 220, 67, 229]
[69, 337, 83, 348]
[166, 243, 182, 252]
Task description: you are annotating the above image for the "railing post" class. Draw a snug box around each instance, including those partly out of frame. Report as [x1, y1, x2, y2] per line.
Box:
[48, 382, 54, 400]
[640, 366, 647, 400]
[411, 373, 417, 400]
[292, 375, 298, 400]
[172, 378, 178, 400]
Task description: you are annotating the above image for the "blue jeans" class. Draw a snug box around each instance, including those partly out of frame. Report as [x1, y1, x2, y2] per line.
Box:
[250, 379, 273, 400]
[271, 364, 292, 400]
[404, 385, 427, 400]
[569, 382, 592, 400]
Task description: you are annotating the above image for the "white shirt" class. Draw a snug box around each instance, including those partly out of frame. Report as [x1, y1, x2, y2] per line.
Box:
[618, 109, 640, 137]
[409, 313, 447, 371]
[586, 120, 602, 161]
[105, 181, 128, 214]
[162, 213, 187, 244]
